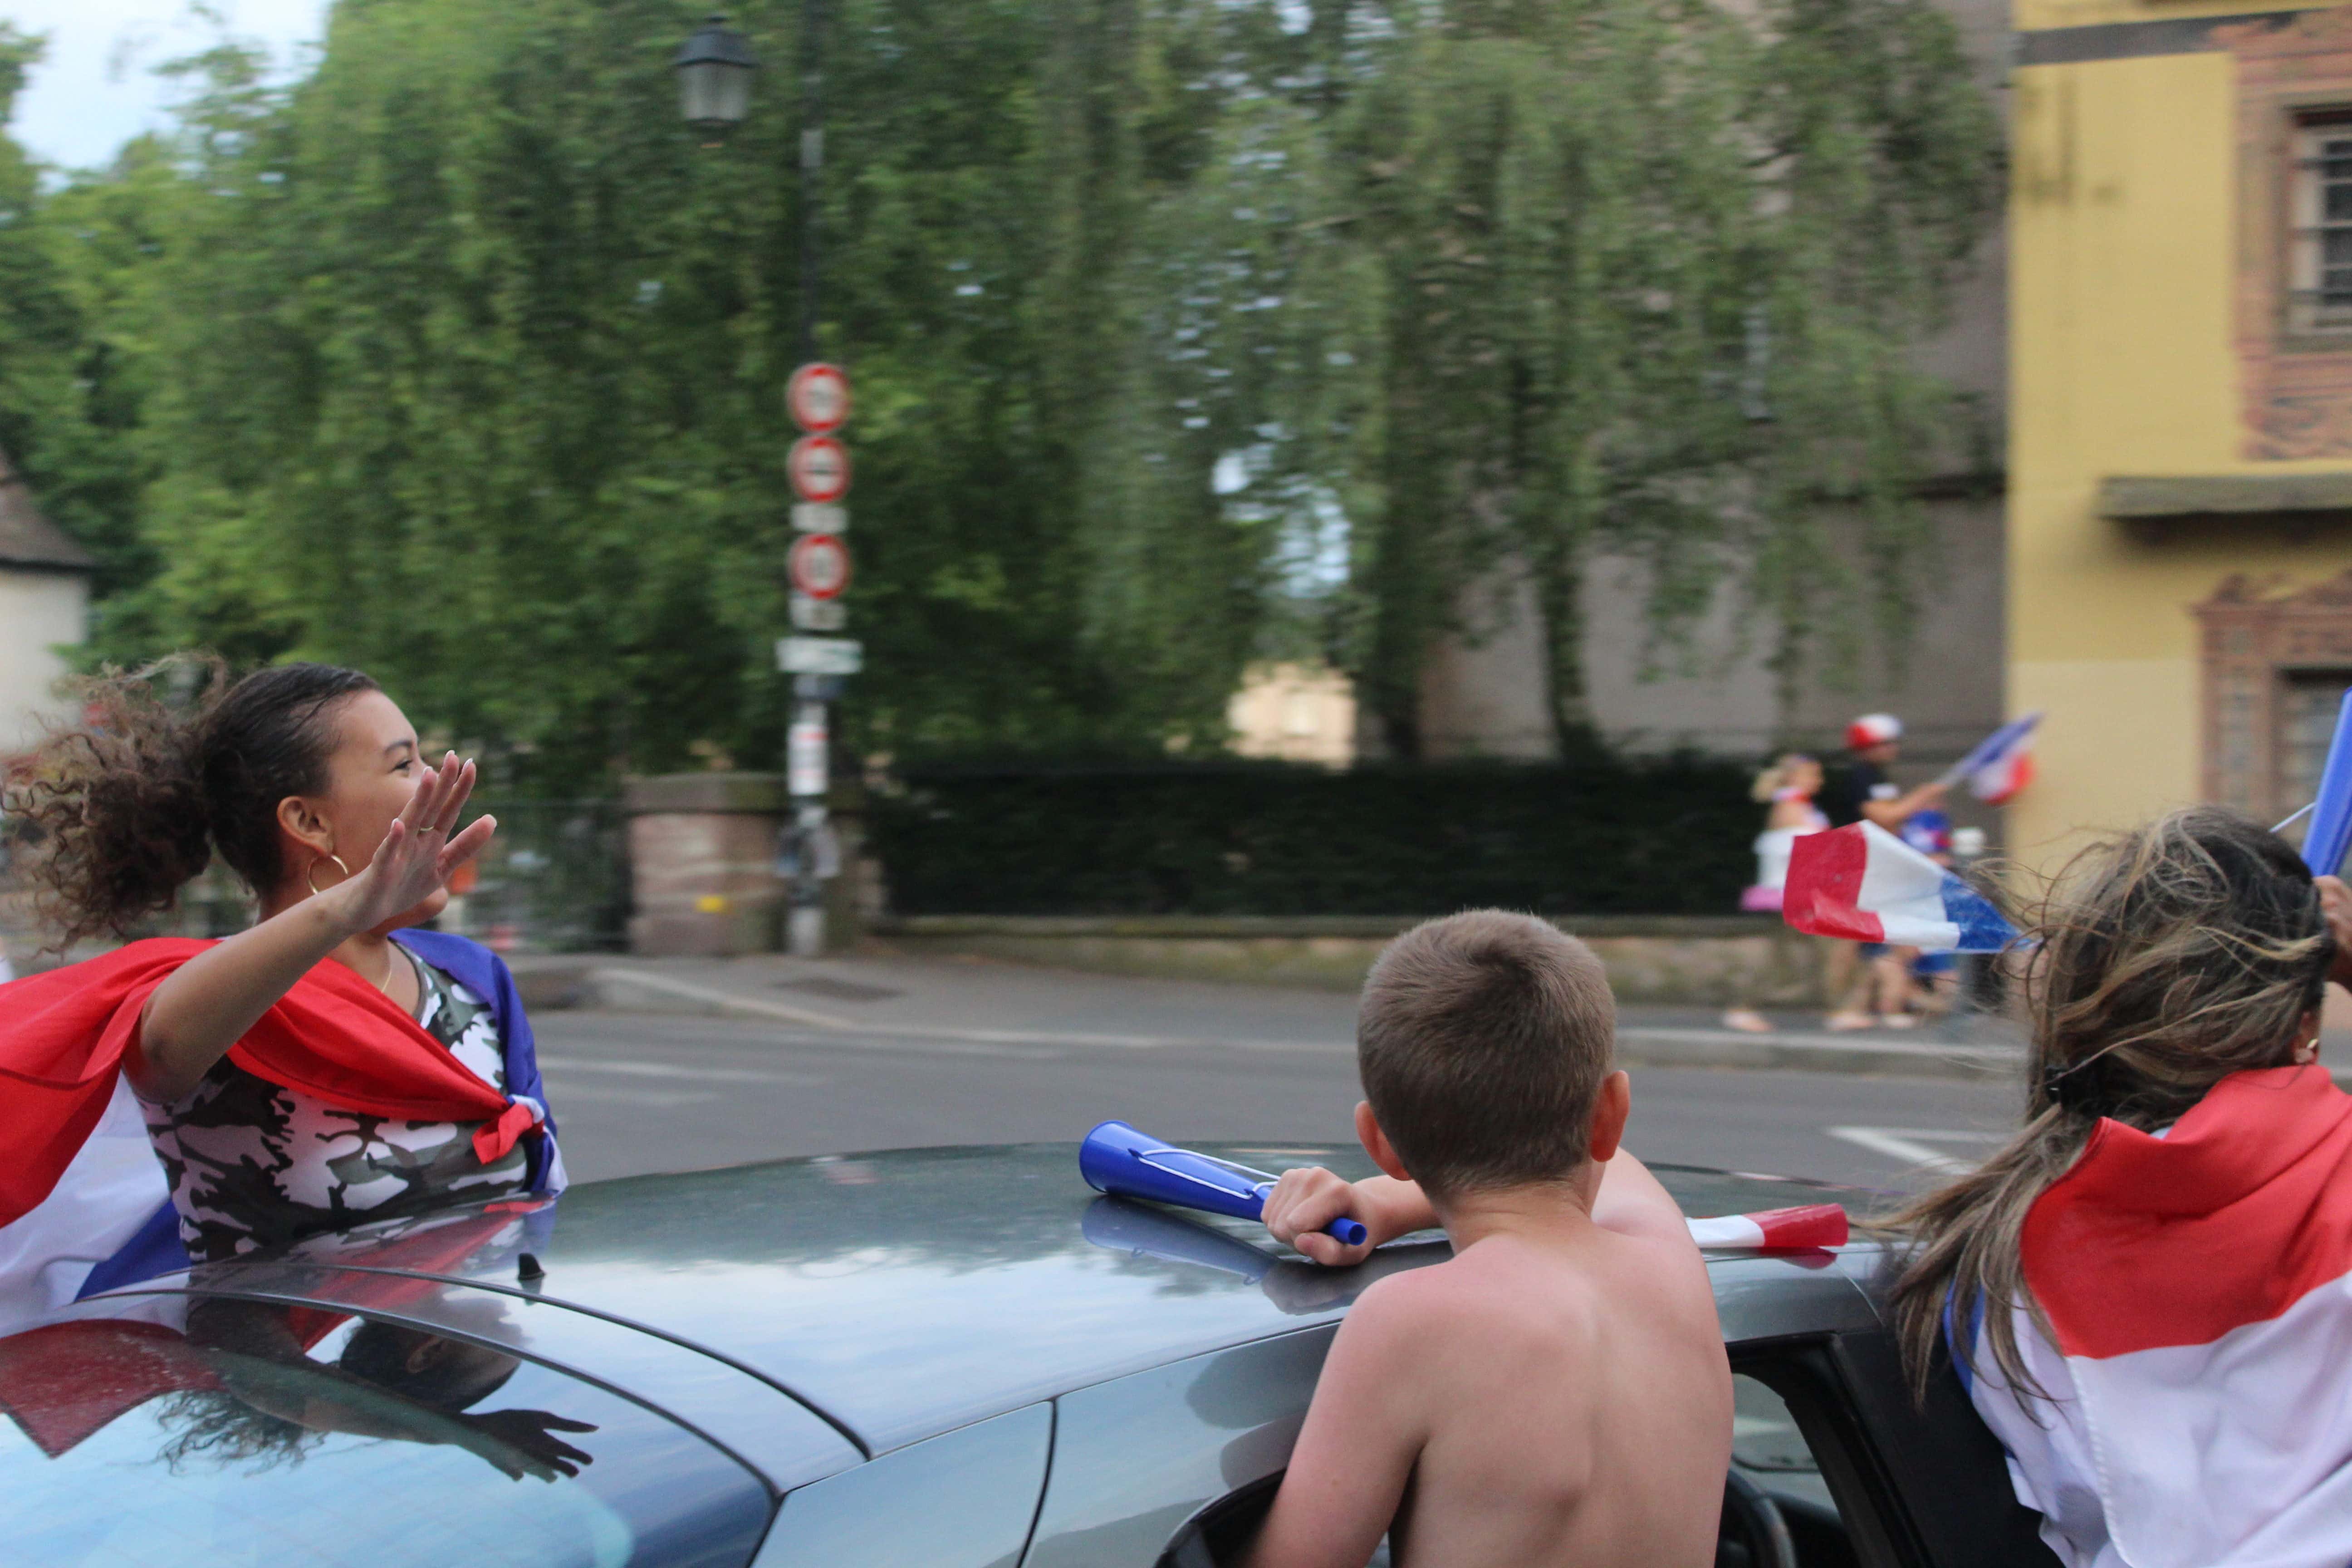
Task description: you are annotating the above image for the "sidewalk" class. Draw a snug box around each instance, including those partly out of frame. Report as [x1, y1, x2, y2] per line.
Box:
[514, 947, 2037, 1082]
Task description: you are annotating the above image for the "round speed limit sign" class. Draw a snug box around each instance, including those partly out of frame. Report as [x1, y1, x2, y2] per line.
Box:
[788, 436, 851, 504]
[788, 363, 851, 433]
[789, 533, 853, 600]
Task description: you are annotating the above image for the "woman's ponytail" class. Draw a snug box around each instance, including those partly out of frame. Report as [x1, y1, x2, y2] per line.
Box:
[7, 661, 220, 947]
[4, 657, 381, 950]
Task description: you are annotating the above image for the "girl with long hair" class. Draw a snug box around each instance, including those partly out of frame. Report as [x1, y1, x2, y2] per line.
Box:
[1886, 806, 2352, 1568]
[0, 660, 560, 1313]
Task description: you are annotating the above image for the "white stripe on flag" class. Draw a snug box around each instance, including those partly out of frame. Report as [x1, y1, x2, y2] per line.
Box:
[1685, 1215, 1769, 1248]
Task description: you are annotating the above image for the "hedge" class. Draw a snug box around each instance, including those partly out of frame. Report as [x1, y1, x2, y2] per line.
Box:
[866, 757, 1761, 917]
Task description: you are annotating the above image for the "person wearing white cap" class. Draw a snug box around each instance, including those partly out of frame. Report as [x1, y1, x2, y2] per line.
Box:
[1820, 714, 1951, 1030]
[1824, 713, 1949, 833]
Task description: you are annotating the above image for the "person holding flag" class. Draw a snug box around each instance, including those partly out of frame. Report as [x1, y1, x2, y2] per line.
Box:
[1820, 715, 1950, 1030]
[0, 660, 562, 1330]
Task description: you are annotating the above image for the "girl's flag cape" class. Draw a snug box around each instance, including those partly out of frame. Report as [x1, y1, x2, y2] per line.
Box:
[1940, 712, 2041, 805]
[0, 935, 560, 1333]
[1781, 821, 2017, 952]
[2003, 1067, 2352, 1568]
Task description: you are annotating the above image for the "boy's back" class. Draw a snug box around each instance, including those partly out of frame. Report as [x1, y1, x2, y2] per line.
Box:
[1241, 911, 1734, 1568]
[1366, 1216, 1729, 1566]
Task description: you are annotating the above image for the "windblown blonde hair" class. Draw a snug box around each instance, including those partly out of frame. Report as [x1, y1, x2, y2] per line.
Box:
[1885, 806, 2334, 1398]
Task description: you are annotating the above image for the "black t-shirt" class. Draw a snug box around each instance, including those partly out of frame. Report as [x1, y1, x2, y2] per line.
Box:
[1824, 760, 1899, 828]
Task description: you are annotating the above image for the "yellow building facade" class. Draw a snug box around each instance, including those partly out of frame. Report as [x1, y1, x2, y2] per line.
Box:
[2012, 0, 2352, 859]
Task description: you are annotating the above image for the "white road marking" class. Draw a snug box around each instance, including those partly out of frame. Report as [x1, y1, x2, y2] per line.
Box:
[1825, 1126, 2006, 1175]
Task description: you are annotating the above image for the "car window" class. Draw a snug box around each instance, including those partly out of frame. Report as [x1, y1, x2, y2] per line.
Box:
[0, 1303, 772, 1568]
[1730, 1373, 1853, 1568]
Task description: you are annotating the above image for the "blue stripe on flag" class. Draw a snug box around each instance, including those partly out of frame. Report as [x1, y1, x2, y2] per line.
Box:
[1938, 874, 2018, 954]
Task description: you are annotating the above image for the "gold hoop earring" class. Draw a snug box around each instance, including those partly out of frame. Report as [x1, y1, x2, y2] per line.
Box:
[305, 854, 353, 897]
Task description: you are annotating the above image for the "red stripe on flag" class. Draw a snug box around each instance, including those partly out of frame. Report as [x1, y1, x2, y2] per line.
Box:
[2025, 1067, 2352, 1357]
[1781, 825, 1886, 942]
[1750, 1204, 1850, 1250]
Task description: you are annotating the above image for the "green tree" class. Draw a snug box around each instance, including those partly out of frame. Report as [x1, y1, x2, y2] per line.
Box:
[19, 0, 1998, 779]
[0, 24, 157, 601]
[1162, 0, 2002, 756]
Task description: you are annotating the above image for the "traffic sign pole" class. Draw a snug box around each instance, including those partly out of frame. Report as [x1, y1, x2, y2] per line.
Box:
[784, 359, 852, 957]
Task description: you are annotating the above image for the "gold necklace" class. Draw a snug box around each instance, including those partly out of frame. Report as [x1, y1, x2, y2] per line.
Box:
[372, 943, 402, 997]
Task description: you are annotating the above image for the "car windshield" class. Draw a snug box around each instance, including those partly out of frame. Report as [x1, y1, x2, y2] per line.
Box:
[0, 1299, 771, 1568]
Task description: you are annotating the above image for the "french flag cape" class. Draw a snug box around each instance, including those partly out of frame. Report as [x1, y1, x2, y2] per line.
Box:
[1989, 1067, 2352, 1568]
[0, 932, 559, 1334]
[1782, 821, 2016, 952]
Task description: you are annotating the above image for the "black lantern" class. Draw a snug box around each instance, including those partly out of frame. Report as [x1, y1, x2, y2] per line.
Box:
[674, 15, 758, 147]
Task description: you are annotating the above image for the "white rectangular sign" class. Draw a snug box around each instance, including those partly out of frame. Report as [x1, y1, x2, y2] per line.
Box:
[793, 502, 847, 533]
[777, 636, 864, 675]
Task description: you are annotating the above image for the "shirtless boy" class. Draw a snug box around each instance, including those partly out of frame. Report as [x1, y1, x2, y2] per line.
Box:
[1241, 910, 1732, 1568]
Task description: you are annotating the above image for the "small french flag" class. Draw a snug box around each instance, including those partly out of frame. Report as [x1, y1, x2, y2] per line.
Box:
[1783, 821, 2016, 952]
[1948, 712, 2040, 805]
[1685, 1204, 1848, 1251]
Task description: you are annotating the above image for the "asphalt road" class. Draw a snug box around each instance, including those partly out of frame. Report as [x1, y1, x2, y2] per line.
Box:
[536, 1008, 2021, 1198]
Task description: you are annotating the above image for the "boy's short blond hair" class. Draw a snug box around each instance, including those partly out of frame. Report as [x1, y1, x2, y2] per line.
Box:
[1357, 910, 1616, 1200]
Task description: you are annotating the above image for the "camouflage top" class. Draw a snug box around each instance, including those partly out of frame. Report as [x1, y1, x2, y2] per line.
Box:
[142, 948, 531, 1264]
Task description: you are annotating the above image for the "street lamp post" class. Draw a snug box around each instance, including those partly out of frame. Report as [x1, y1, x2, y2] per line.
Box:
[672, 15, 759, 147]
[678, 9, 852, 960]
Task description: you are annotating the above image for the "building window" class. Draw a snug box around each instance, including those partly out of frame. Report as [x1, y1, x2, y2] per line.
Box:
[2278, 669, 2352, 813]
[2290, 115, 2352, 334]
[2198, 573, 2352, 823]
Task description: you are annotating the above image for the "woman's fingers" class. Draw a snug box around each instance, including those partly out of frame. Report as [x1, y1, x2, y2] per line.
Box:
[400, 757, 446, 833]
[438, 814, 496, 878]
[431, 754, 474, 837]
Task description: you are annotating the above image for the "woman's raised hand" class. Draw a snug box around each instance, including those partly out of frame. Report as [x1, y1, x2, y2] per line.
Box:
[2322, 875, 2352, 989]
[323, 752, 498, 935]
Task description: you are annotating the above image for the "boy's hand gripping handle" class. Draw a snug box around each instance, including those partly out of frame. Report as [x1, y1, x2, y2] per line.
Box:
[1080, 1120, 1369, 1247]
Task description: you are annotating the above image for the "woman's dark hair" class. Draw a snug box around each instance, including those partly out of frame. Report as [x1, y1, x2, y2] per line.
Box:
[4, 656, 381, 947]
[1884, 806, 2333, 1400]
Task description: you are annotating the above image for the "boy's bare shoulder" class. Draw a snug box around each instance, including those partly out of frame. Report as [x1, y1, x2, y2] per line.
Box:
[1350, 1238, 1609, 1337]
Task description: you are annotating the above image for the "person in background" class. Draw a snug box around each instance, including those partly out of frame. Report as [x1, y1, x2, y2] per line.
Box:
[1823, 713, 1950, 1031]
[1900, 808, 1962, 1019]
[1722, 754, 1828, 1034]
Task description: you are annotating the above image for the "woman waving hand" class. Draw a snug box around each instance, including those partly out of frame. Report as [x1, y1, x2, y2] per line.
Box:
[0, 662, 560, 1300]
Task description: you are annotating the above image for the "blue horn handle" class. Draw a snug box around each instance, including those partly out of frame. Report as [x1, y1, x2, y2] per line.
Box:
[1081, 1121, 1369, 1247]
[2305, 689, 2352, 878]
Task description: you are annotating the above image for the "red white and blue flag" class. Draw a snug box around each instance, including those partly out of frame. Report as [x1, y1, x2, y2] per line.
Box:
[1946, 712, 2040, 805]
[1983, 1068, 2352, 1568]
[0, 935, 560, 1336]
[1781, 821, 2015, 952]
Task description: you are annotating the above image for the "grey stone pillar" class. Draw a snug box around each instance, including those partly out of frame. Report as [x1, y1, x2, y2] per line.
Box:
[624, 773, 789, 956]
